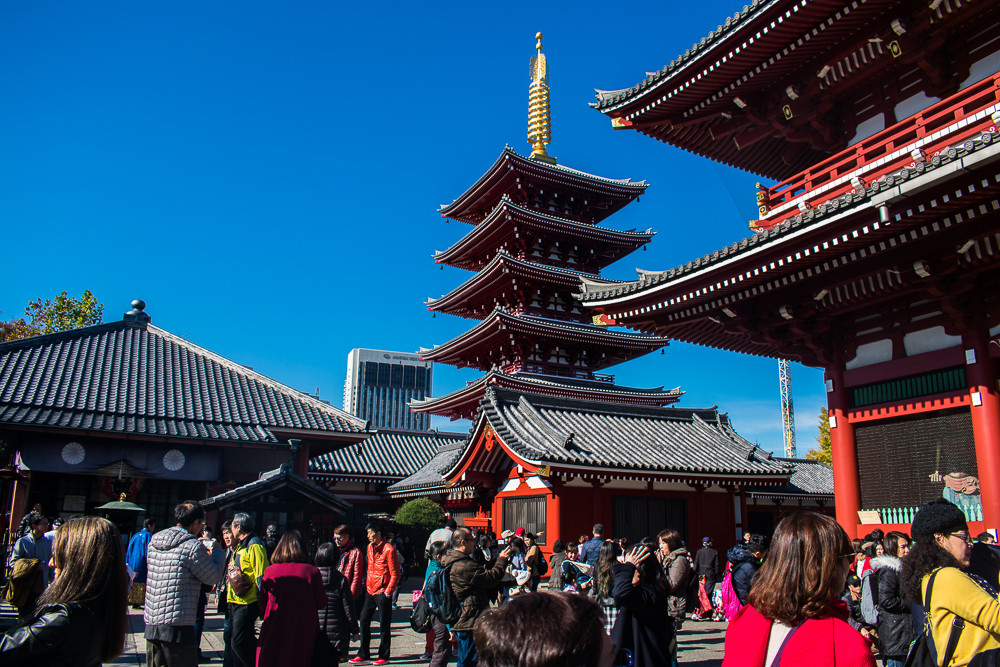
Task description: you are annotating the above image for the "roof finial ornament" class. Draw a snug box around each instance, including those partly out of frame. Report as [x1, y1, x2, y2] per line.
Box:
[528, 32, 556, 164]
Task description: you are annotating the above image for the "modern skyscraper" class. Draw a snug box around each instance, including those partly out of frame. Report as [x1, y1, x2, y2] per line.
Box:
[343, 349, 433, 431]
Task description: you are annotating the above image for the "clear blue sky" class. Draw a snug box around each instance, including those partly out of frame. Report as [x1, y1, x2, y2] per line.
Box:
[1, 1, 827, 453]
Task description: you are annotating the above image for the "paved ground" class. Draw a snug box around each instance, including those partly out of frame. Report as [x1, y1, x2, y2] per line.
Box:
[101, 590, 727, 666]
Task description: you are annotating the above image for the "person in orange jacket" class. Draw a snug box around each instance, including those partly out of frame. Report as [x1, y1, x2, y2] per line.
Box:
[349, 520, 401, 666]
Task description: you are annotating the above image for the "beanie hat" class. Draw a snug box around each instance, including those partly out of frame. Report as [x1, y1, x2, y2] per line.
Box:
[911, 499, 968, 538]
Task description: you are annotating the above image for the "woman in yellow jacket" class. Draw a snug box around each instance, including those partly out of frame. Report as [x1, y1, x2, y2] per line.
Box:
[901, 499, 1000, 667]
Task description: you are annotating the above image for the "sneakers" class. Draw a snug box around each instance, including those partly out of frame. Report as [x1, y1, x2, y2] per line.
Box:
[374, 660, 390, 665]
[349, 659, 370, 665]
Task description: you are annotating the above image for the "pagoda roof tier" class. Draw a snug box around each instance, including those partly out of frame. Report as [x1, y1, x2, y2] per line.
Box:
[426, 250, 621, 320]
[439, 147, 647, 225]
[434, 198, 654, 273]
[418, 308, 670, 371]
[578, 133, 1000, 365]
[409, 369, 683, 421]
[591, 0, 998, 181]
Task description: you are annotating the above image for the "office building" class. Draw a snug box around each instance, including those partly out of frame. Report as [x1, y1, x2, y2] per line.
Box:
[343, 349, 433, 430]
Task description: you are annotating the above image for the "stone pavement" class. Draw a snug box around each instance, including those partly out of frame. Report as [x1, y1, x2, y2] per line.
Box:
[104, 591, 726, 666]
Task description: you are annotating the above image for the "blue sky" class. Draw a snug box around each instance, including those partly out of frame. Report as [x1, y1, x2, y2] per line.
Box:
[0, 1, 827, 454]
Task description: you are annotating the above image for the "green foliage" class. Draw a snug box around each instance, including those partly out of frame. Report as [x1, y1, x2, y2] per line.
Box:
[394, 497, 446, 528]
[1, 290, 104, 343]
[806, 406, 832, 465]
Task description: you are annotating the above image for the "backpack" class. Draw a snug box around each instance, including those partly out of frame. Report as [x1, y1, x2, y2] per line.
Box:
[682, 559, 700, 613]
[720, 565, 744, 621]
[424, 564, 463, 626]
[859, 567, 881, 626]
[904, 569, 963, 667]
[537, 552, 548, 576]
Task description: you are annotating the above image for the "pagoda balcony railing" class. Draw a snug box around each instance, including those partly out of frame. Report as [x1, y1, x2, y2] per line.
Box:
[489, 364, 616, 384]
[757, 75, 1000, 230]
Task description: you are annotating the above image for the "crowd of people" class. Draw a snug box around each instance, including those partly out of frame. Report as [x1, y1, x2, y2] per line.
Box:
[4, 499, 1000, 667]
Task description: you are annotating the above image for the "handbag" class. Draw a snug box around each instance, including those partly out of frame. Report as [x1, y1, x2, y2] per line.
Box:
[903, 569, 963, 667]
[410, 592, 433, 632]
[311, 630, 337, 667]
[228, 561, 252, 598]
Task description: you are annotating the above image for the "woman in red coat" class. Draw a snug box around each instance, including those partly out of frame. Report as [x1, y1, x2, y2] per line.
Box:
[257, 530, 327, 667]
[722, 512, 876, 667]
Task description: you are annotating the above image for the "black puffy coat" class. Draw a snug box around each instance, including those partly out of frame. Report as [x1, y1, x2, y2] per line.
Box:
[726, 545, 761, 606]
[0, 603, 109, 666]
[872, 555, 913, 658]
[317, 566, 358, 642]
[611, 563, 674, 667]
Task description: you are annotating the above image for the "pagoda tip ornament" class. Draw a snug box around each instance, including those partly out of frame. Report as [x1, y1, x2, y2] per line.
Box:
[528, 32, 556, 164]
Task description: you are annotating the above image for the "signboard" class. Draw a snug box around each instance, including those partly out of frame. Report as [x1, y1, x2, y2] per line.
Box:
[858, 510, 882, 524]
[63, 495, 86, 512]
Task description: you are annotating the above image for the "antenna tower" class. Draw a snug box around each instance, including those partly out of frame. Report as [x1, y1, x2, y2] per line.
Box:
[779, 359, 796, 457]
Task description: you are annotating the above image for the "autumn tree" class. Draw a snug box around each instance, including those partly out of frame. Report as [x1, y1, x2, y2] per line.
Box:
[0, 290, 104, 343]
[806, 406, 832, 465]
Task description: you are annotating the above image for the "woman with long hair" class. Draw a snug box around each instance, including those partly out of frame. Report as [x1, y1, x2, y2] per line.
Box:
[722, 511, 875, 667]
[612, 543, 674, 667]
[900, 499, 1000, 666]
[591, 540, 622, 636]
[256, 530, 327, 667]
[656, 530, 691, 632]
[315, 542, 358, 663]
[0, 516, 129, 666]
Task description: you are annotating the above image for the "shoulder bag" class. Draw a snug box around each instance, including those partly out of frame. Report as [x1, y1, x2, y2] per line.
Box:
[903, 569, 963, 667]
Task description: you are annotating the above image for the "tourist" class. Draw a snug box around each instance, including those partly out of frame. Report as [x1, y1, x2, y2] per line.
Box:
[901, 499, 1000, 666]
[9, 512, 52, 619]
[193, 527, 214, 661]
[726, 535, 765, 606]
[579, 523, 605, 569]
[144, 501, 226, 666]
[43, 517, 63, 541]
[977, 531, 996, 545]
[217, 520, 235, 667]
[591, 540, 622, 636]
[350, 520, 401, 665]
[562, 564, 581, 593]
[401, 535, 416, 578]
[547, 540, 567, 591]
[263, 524, 280, 560]
[612, 543, 674, 667]
[722, 511, 875, 667]
[841, 573, 867, 632]
[476, 592, 615, 667]
[442, 527, 513, 667]
[16, 503, 43, 537]
[657, 530, 691, 631]
[256, 530, 327, 667]
[228, 512, 270, 667]
[0, 517, 129, 666]
[872, 531, 912, 667]
[691, 536, 719, 621]
[315, 542, 359, 662]
[126, 518, 156, 609]
[426, 517, 457, 557]
[524, 532, 544, 592]
[423, 540, 453, 667]
[334, 524, 366, 614]
[563, 540, 594, 592]
[391, 541, 405, 610]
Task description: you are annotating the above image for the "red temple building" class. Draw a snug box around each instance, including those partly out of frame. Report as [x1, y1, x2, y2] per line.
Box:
[395, 34, 832, 555]
[581, 0, 1000, 538]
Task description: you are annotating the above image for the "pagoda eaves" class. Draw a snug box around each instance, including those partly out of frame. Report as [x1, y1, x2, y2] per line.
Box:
[434, 198, 655, 273]
[439, 146, 647, 225]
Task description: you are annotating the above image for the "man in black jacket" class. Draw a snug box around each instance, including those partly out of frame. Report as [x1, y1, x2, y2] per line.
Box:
[692, 536, 720, 615]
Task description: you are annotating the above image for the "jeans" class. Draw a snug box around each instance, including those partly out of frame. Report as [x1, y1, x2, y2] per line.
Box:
[884, 660, 906, 667]
[358, 592, 393, 660]
[456, 630, 477, 667]
[222, 616, 233, 667]
[230, 602, 258, 667]
[193, 590, 208, 654]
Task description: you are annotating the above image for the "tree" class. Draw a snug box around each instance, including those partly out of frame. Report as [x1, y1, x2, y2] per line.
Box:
[394, 498, 446, 528]
[806, 406, 832, 465]
[0, 290, 104, 343]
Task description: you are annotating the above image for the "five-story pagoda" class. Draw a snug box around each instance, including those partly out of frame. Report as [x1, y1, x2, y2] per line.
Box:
[412, 34, 677, 422]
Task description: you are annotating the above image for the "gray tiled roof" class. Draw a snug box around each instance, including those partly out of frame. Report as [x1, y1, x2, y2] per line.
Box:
[202, 465, 351, 512]
[772, 457, 834, 495]
[591, 0, 780, 112]
[386, 439, 469, 494]
[475, 387, 790, 476]
[309, 429, 466, 479]
[577, 132, 1000, 304]
[0, 319, 367, 443]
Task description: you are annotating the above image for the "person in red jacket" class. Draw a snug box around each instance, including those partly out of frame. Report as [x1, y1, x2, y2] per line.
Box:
[722, 512, 875, 667]
[350, 520, 402, 666]
[334, 525, 366, 614]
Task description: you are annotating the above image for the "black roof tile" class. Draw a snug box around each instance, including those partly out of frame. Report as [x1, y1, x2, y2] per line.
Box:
[309, 429, 466, 479]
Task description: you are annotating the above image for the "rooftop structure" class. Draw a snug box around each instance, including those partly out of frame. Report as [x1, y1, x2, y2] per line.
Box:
[415, 36, 675, 421]
[343, 348, 433, 431]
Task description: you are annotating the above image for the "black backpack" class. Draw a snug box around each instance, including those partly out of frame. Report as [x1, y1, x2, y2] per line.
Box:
[537, 552, 548, 576]
[425, 564, 463, 626]
[904, 569, 963, 667]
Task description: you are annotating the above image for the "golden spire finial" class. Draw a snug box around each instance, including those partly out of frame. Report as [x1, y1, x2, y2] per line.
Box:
[528, 32, 556, 164]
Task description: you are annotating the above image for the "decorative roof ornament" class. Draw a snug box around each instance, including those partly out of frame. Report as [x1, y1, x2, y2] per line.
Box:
[528, 32, 556, 164]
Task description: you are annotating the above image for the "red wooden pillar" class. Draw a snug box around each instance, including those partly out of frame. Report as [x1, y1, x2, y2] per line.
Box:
[591, 480, 604, 527]
[293, 442, 311, 479]
[547, 481, 561, 549]
[830, 343, 862, 539]
[964, 320, 1000, 532]
[693, 483, 706, 548]
[7, 478, 26, 533]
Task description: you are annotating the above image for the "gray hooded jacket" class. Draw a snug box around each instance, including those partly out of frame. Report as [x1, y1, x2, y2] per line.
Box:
[144, 526, 225, 627]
